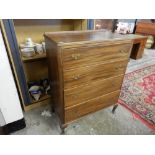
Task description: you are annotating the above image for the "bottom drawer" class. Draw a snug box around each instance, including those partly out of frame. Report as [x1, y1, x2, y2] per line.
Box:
[65, 90, 120, 123]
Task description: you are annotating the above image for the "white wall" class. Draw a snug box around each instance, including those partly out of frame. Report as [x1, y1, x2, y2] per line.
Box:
[0, 28, 23, 126]
[0, 109, 5, 126]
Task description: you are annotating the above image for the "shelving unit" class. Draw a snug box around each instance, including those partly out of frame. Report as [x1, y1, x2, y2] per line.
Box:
[22, 53, 46, 62]
[24, 94, 51, 112]
[11, 19, 88, 111]
[31, 94, 51, 104]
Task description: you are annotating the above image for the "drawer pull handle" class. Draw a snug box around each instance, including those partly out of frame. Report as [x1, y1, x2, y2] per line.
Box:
[115, 65, 123, 70]
[71, 54, 80, 60]
[72, 95, 78, 99]
[120, 50, 126, 54]
[111, 83, 115, 87]
[73, 75, 80, 80]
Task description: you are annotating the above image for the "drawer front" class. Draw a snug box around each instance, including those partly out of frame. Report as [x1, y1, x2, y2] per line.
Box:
[62, 43, 131, 70]
[64, 75, 124, 107]
[64, 60, 128, 89]
[65, 90, 120, 123]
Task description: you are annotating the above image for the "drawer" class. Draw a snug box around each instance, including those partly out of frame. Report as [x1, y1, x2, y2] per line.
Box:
[64, 75, 124, 107]
[62, 43, 132, 70]
[65, 90, 120, 123]
[63, 59, 128, 89]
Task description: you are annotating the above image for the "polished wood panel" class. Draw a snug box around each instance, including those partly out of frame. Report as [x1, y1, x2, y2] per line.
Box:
[45, 29, 132, 44]
[63, 60, 128, 89]
[64, 75, 124, 107]
[62, 43, 131, 70]
[45, 37, 64, 123]
[65, 90, 120, 123]
[136, 21, 155, 36]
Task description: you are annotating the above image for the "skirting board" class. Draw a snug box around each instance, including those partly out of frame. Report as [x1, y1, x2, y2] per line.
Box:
[0, 127, 4, 135]
[2, 118, 26, 134]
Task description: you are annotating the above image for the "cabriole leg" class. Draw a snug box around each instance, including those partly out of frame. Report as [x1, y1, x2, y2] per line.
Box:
[112, 104, 118, 114]
[60, 124, 67, 135]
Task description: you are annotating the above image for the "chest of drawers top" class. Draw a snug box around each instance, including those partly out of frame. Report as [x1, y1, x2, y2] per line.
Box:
[44, 29, 133, 47]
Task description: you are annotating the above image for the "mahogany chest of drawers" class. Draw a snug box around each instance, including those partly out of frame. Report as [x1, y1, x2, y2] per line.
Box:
[44, 30, 133, 130]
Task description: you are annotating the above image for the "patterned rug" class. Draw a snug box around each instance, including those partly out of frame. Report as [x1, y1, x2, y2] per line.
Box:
[118, 64, 155, 130]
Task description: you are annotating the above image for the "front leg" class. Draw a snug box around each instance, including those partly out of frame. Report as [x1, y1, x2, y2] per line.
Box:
[60, 124, 67, 135]
[51, 105, 55, 113]
[60, 128, 65, 135]
[112, 104, 118, 114]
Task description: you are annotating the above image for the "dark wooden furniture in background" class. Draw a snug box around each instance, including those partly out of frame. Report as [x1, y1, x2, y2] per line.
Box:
[45, 30, 133, 132]
[131, 37, 147, 59]
[136, 19, 155, 48]
[94, 19, 147, 59]
[125, 34, 147, 59]
[94, 19, 118, 33]
[111, 33, 147, 60]
[94, 19, 114, 30]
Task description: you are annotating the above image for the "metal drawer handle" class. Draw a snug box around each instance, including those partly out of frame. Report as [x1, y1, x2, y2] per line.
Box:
[120, 50, 127, 54]
[71, 54, 81, 60]
[115, 65, 123, 70]
[111, 83, 115, 87]
[73, 75, 80, 80]
[74, 109, 78, 114]
[72, 94, 78, 99]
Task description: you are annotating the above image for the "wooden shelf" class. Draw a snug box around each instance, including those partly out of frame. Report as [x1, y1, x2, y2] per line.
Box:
[32, 94, 51, 104]
[24, 94, 51, 111]
[13, 19, 75, 26]
[22, 53, 47, 62]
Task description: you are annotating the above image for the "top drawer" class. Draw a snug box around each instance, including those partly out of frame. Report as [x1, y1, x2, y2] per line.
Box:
[62, 43, 132, 70]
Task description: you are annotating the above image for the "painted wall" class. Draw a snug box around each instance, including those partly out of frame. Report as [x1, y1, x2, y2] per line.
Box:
[0, 28, 23, 126]
[118, 19, 136, 23]
[0, 109, 5, 126]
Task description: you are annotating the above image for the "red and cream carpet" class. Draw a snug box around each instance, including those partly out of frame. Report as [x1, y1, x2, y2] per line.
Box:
[119, 64, 155, 130]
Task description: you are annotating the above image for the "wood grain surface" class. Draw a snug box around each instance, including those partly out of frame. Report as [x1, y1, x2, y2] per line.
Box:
[45, 30, 133, 126]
